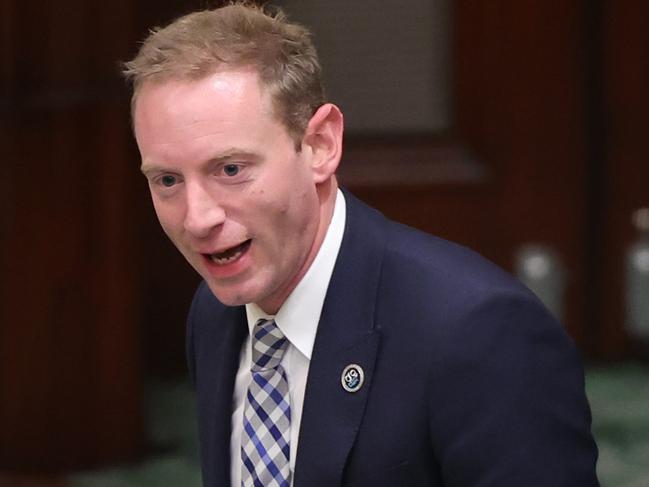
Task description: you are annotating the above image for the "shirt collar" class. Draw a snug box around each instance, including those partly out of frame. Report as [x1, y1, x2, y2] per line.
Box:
[245, 189, 346, 360]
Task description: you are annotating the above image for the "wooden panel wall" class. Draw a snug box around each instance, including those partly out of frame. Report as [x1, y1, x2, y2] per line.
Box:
[1, 0, 645, 473]
[345, 1, 590, 346]
[1, 0, 143, 470]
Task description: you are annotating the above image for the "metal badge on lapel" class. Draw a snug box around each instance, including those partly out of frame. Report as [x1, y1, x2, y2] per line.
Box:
[341, 364, 364, 393]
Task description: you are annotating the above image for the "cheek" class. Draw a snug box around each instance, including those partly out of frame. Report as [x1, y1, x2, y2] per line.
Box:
[246, 165, 317, 235]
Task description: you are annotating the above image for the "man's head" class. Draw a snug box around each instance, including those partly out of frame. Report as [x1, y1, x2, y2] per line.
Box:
[123, 1, 325, 146]
[125, 2, 343, 314]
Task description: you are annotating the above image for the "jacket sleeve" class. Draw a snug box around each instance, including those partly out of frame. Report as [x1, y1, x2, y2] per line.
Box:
[427, 293, 599, 486]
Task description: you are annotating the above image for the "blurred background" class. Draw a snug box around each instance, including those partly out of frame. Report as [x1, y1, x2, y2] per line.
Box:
[2, 0, 648, 485]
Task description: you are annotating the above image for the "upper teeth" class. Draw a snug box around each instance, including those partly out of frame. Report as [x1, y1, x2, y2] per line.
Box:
[210, 247, 243, 265]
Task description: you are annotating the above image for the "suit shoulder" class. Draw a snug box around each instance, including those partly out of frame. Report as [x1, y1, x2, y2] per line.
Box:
[342, 191, 538, 314]
[382, 219, 530, 303]
[372, 218, 574, 367]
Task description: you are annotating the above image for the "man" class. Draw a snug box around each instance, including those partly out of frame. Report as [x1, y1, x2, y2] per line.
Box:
[124, 2, 599, 486]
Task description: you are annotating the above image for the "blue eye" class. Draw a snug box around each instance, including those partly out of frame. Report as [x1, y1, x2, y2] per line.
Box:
[161, 175, 177, 187]
[223, 164, 240, 177]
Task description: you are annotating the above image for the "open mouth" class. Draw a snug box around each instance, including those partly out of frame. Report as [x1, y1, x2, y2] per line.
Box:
[206, 240, 251, 266]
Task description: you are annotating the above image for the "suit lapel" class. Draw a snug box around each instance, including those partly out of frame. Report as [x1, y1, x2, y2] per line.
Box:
[293, 193, 386, 487]
[200, 305, 247, 487]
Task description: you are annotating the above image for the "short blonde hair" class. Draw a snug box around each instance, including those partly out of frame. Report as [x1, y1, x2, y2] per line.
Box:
[122, 1, 325, 145]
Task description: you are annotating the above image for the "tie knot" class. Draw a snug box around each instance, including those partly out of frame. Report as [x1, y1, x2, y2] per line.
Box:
[251, 319, 289, 372]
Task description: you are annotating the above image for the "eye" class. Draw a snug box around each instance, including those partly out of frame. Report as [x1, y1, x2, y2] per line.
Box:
[160, 174, 177, 187]
[223, 164, 240, 177]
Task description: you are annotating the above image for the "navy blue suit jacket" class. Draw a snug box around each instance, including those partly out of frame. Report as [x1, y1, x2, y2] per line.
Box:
[186, 191, 599, 486]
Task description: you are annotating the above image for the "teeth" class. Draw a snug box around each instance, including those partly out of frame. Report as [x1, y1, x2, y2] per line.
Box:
[209, 241, 249, 265]
[210, 249, 243, 265]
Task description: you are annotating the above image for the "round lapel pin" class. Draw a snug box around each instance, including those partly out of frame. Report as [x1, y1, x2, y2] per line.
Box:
[341, 364, 364, 393]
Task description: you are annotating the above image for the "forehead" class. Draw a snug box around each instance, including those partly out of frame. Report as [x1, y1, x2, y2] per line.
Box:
[134, 69, 285, 144]
[133, 68, 294, 165]
[136, 68, 272, 120]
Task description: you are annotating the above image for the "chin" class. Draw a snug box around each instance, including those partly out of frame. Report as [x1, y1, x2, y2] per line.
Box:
[206, 288, 244, 306]
[204, 281, 253, 307]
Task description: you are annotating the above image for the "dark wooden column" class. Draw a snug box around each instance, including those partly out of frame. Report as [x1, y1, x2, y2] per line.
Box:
[597, 2, 649, 357]
[1, 0, 144, 470]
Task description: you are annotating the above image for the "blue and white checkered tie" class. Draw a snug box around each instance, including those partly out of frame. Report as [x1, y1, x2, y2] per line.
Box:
[241, 319, 291, 487]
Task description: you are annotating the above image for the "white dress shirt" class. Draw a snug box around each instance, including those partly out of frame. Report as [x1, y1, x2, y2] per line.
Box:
[230, 189, 347, 487]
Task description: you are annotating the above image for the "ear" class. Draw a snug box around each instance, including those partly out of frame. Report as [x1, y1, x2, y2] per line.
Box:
[302, 103, 344, 184]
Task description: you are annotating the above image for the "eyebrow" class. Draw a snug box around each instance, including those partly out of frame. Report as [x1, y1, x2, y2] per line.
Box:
[208, 148, 262, 164]
[140, 162, 160, 177]
[140, 161, 166, 177]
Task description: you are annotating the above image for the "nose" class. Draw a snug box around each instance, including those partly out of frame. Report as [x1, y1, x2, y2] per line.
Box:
[183, 181, 226, 238]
